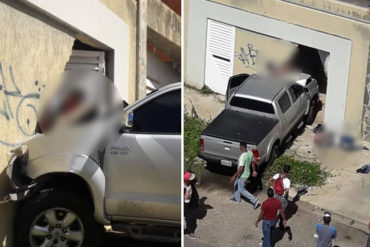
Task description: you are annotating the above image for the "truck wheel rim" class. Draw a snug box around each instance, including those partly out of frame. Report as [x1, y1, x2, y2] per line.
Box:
[29, 207, 84, 247]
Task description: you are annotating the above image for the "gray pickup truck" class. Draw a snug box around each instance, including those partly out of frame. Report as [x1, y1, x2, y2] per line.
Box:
[198, 73, 318, 168]
[4, 77, 181, 247]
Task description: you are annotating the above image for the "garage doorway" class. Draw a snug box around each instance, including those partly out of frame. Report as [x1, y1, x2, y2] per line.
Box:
[65, 40, 111, 77]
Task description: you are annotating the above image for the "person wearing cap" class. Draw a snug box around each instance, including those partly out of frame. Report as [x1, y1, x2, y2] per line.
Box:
[316, 212, 337, 247]
[230, 142, 260, 209]
[184, 171, 197, 239]
[255, 188, 287, 247]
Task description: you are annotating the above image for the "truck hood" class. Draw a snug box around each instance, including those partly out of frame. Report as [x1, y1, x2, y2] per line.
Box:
[202, 109, 278, 145]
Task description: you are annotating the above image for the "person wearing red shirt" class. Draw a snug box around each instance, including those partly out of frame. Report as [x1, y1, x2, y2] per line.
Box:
[255, 188, 287, 247]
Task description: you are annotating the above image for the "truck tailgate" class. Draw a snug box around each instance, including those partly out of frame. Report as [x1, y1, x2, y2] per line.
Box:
[202, 109, 278, 145]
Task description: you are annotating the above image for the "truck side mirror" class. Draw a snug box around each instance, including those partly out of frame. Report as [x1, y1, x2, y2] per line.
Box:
[119, 111, 134, 133]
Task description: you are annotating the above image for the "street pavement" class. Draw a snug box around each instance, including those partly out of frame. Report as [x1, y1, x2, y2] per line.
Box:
[184, 169, 369, 247]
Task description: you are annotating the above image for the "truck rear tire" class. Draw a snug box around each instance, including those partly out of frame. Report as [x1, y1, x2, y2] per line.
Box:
[15, 189, 104, 247]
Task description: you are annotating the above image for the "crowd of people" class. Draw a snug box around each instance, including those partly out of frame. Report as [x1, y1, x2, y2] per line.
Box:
[184, 142, 338, 247]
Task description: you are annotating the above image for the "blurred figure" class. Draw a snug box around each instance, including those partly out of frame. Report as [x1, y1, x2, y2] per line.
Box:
[315, 212, 337, 247]
[255, 188, 286, 247]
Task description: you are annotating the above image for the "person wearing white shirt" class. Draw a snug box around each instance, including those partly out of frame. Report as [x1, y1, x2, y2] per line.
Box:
[268, 165, 291, 228]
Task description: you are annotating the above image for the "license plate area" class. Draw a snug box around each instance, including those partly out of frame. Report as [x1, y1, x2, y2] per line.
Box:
[220, 159, 232, 167]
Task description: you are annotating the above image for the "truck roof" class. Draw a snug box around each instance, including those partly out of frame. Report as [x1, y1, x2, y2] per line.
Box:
[236, 74, 293, 102]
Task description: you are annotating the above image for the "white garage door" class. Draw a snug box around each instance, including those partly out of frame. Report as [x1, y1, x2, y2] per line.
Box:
[205, 19, 235, 95]
[65, 50, 105, 75]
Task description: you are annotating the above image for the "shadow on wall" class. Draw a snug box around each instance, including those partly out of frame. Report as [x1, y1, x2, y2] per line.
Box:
[0, 169, 16, 247]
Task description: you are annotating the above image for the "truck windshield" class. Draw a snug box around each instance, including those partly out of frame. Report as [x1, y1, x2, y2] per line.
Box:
[230, 96, 275, 114]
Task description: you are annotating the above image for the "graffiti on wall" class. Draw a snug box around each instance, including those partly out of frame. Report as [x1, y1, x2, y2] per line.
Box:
[0, 62, 44, 147]
[235, 43, 259, 72]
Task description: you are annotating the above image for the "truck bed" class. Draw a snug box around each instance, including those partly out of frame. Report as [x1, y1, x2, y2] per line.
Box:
[202, 109, 278, 145]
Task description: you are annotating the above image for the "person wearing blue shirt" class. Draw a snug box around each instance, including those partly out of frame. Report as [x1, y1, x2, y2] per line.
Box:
[316, 212, 337, 247]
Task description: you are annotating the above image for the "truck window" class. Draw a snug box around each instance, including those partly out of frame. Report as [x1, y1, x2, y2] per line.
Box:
[278, 92, 291, 113]
[229, 96, 275, 114]
[289, 84, 304, 103]
[132, 89, 181, 134]
[288, 86, 297, 103]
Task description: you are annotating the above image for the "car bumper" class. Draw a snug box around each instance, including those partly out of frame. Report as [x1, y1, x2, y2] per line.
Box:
[5, 153, 37, 202]
[198, 152, 238, 167]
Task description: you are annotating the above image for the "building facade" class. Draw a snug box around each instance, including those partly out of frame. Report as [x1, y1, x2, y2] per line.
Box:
[185, 0, 370, 139]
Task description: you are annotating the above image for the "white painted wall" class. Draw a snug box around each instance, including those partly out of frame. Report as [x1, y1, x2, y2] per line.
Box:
[185, 0, 352, 127]
[21, 0, 130, 101]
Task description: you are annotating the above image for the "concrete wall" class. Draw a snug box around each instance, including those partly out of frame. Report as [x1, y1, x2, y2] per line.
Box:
[0, 2, 74, 245]
[100, 0, 137, 102]
[233, 27, 297, 75]
[0, 2, 74, 171]
[209, 0, 370, 130]
[148, 0, 181, 47]
[101, 0, 182, 98]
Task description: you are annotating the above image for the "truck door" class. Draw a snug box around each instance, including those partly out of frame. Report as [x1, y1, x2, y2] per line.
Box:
[277, 91, 295, 137]
[226, 74, 249, 103]
[104, 88, 181, 222]
[289, 84, 308, 123]
[288, 84, 306, 123]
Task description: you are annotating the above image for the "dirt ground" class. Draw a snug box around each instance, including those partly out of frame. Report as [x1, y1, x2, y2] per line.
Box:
[184, 86, 225, 121]
[184, 87, 370, 246]
[185, 171, 369, 247]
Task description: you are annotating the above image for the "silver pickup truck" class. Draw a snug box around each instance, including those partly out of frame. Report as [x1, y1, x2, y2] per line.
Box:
[5, 78, 181, 247]
[198, 73, 318, 168]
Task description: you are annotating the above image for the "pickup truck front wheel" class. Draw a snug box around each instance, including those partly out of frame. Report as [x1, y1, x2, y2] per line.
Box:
[304, 97, 317, 125]
[15, 189, 103, 247]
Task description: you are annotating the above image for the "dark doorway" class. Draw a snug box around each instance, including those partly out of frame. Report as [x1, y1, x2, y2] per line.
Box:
[291, 45, 329, 94]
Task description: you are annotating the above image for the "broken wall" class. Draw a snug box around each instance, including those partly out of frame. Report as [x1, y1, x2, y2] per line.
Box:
[0, 2, 74, 246]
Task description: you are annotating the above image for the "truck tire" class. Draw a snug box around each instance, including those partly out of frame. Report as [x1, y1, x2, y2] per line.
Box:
[267, 144, 279, 167]
[304, 97, 317, 125]
[14, 189, 104, 247]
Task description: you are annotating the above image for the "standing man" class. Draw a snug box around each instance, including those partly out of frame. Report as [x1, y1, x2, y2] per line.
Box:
[269, 165, 291, 227]
[315, 212, 337, 247]
[230, 142, 260, 209]
[255, 188, 287, 247]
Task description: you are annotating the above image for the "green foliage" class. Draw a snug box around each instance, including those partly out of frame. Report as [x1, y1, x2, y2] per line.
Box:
[184, 114, 205, 160]
[200, 85, 214, 95]
[263, 155, 328, 187]
[184, 114, 206, 177]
